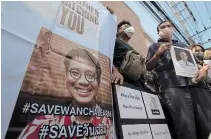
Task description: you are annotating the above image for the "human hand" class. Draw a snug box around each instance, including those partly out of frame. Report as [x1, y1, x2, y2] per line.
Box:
[155, 42, 171, 57]
[194, 64, 210, 82]
[112, 66, 124, 84]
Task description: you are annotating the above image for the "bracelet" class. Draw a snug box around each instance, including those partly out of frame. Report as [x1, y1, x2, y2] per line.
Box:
[191, 78, 198, 84]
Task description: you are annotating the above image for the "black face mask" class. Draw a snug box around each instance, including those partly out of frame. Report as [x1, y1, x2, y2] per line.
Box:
[194, 52, 204, 60]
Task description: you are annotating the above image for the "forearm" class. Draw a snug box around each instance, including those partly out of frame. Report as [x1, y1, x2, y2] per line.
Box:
[146, 54, 159, 71]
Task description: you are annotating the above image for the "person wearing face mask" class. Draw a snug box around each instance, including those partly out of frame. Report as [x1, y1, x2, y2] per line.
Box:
[113, 20, 160, 92]
[112, 21, 134, 82]
[191, 45, 211, 86]
[112, 21, 146, 88]
[191, 44, 205, 63]
[111, 20, 132, 85]
[146, 20, 211, 139]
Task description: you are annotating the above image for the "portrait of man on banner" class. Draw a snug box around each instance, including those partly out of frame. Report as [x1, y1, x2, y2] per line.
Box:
[175, 49, 195, 68]
[170, 46, 198, 78]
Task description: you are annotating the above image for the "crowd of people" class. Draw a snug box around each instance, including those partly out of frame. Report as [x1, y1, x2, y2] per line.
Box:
[110, 14, 211, 139]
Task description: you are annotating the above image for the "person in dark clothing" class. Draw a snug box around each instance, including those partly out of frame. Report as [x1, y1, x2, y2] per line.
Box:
[113, 21, 134, 69]
[146, 20, 211, 139]
[113, 20, 160, 92]
[112, 20, 134, 84]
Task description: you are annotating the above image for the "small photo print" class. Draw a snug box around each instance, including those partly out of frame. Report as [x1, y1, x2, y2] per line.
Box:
[170, 46, 198, 78]
[141, 92, 165, 119]
[174, 47, 195, 68]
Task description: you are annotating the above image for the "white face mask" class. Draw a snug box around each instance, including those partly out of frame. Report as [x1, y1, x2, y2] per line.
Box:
[159, 27, 173, 39]
[123, 27, 135, 38]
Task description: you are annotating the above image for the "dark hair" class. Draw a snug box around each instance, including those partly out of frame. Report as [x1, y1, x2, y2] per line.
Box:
[117, 20, 131, 30]
[157, 20, 172, 32]
[64, 49, 101, 84]
[190, 44, 205, 52]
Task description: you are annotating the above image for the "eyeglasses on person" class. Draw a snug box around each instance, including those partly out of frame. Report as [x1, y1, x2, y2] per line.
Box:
[69, 68, 97, 83]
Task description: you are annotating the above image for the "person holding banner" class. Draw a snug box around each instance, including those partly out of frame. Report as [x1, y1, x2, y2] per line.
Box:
[146, 20, 211, 139]
[18, 49, 113, 139]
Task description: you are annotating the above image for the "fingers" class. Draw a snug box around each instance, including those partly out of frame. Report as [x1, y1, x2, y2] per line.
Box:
[111, 73, 116, 83]
[114, 75, 124, 84]
[195, 69, 207, 82]
[114, 76, 119, 84]
[195, 75, 203, 82]
[203, 64, 210, 70]
[111, 73, 124, 84]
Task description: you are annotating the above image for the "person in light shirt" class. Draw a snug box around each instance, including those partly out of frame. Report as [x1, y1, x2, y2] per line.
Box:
[177, 51, 195, 67]
[146, 20, 211, 139]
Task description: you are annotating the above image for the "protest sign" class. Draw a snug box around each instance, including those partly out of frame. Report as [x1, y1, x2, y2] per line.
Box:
[170, 46, 198, 78]
[112, 84, 172, 139]
[115, 85, 147, 119]
[2, 1, 116, 138]
[150, 124, 172, 139]
[142, 92, 165, 119]
[122, 124, 152, 139]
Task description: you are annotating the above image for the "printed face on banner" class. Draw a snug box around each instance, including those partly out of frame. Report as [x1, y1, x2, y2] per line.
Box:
[65, 57, 99, 105]
[5, 27, 113, 139]
[150, 124, 172, 139]
[122, 124, 153, 139]
[170, 46, 198, 78]
[142, 91, 165, 119]
[115, 85, 147, 119]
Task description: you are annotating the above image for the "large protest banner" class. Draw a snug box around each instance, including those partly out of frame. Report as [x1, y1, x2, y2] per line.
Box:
[2, 1, 116, 139]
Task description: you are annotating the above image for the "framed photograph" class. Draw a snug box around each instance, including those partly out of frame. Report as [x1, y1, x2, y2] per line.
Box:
[170, 46, 199, 78]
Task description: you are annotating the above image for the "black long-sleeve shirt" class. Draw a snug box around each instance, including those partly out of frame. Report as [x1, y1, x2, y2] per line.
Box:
[146, 39, 207, 90]
[113, 38, 133, 69]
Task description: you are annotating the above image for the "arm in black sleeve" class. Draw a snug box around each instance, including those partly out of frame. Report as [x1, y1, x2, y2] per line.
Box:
[145, 45, 159, 71]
